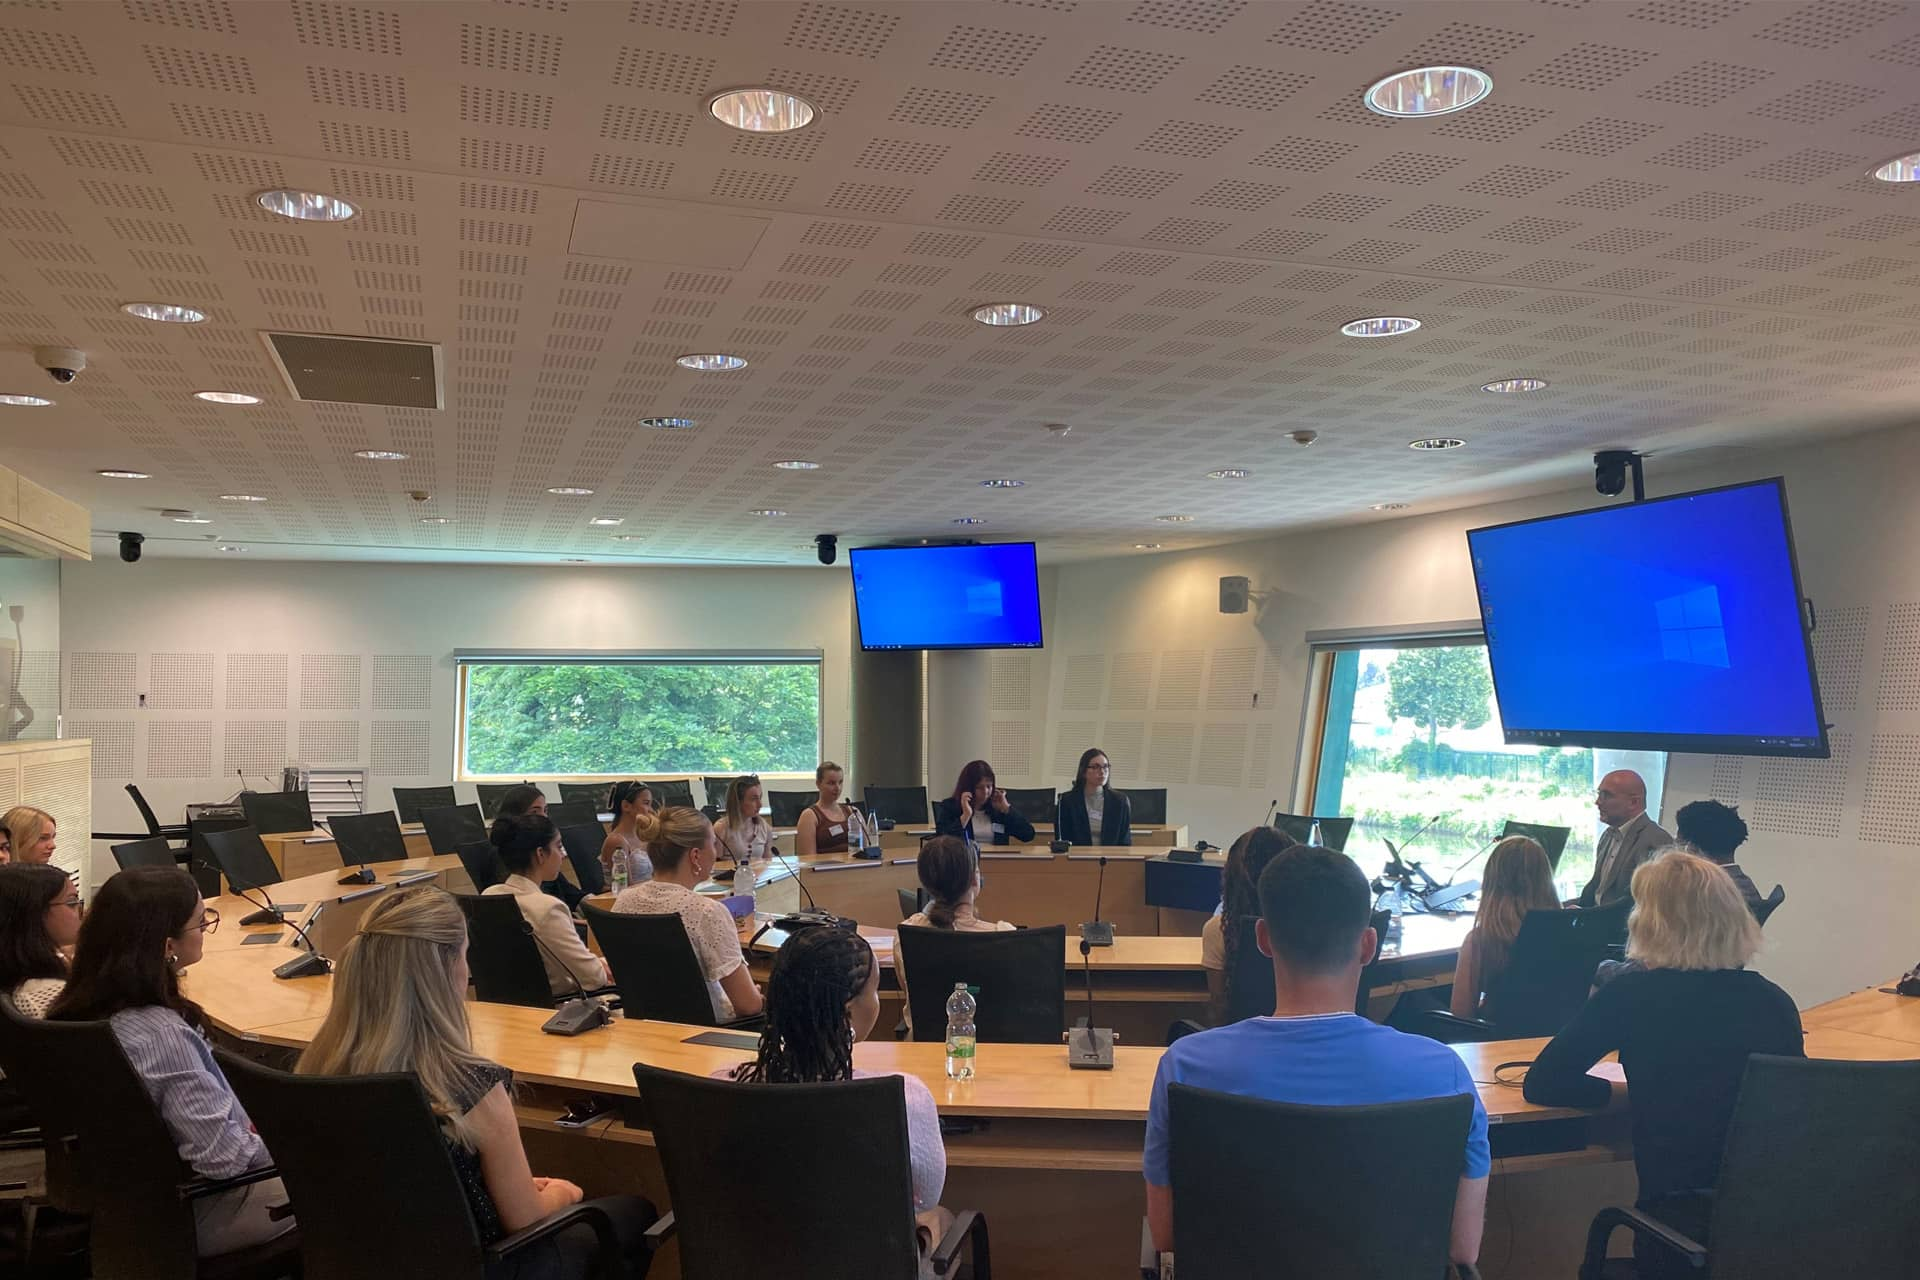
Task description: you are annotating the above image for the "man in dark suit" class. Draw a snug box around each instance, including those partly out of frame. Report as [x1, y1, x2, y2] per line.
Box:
[1574, 769, 1672, 909]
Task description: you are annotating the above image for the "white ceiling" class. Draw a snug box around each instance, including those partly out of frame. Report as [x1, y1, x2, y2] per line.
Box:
[1, 0, 1919, 565]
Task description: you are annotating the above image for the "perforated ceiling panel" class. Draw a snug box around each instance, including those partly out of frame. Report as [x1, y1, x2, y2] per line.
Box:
[3, 1, 1920, 565]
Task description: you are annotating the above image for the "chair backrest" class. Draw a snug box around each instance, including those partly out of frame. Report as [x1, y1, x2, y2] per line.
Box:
[1005, 787, 1058, 827]
[1500, 819, 1572, 869]
[1271, 813, 1354, 851]
[768, 789, 814, 827]
[238, 788, 314, 836]
[644, 778, 696, 809]
[1168, 1084, 1470, 1279]
[111, 835, 178, 870]
[474, 782, 523, 819]
[1480, 908, 1615, 1035]
[420, 803, 487, 856]
[1125, 787, 1168, 825]
[328, 809, 410, 866]
[0, 997, 82, 1212]
[1224, 916, 1276, 1024]
[555, 781, 613, 810]
[202, 824, 283, 891]
[219, 1052, 491, 1280]
[557, 823, 607, 894]
[1756, 883, 1786, 925]
[124, 782, 166, 837]
[0, 1003, 204, 1276]
[391, 785, 457, 826]
[897, 923, 1066, 1043]
[455, 893, 557, 1007]
[1355, 907, 1394, 1015]
[896, 887, 925, 920]
[583, 903, 720, 1025]
[633, 1064, 922, 1280]
[864, 785, 930, 826]
[454, 839, 507, 893]
[1707, 1055, 1920, 1277]
[701, 776, 740, 809]
[544, 800, 602, 831]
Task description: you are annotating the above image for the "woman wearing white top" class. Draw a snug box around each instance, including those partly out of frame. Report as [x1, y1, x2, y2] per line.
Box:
[599, 781, 654, 886]
[712, 775, 774, 871]
[795, 761, 858, 858]
[896, 835, 1014, 1032]
[612, 807, 764, 1023]
[480, 814, 610, 997]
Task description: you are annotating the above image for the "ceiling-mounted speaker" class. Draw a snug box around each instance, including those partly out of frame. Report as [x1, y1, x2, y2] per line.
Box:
[1220, 576, 1249, 614]
[262, 332, 444, 409]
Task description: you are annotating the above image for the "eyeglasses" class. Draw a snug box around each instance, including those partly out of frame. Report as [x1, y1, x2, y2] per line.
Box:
[1088, 761, 1112, 771]
[55, 895, 82, 911]
[194, 906, 220, 935]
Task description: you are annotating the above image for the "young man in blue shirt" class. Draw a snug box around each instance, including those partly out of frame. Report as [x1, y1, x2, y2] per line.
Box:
[1143, 845, 1490, 1266]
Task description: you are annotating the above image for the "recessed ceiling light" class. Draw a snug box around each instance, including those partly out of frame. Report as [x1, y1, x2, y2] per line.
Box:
[1364, 66, 1494, 118]
[1480, 377, 1549, 394]
[610, 534, 641, 542]
[588, 516, 624, 526]
[1409, 437, 1466, 451]
[96, 469, 150, 479]
[708, 88, 816, 134]
[1341, 316, 1421, 338]
[219, 493, 266, 503]
[1206, 468, 1250, 479]
[170, 514, 211, 524]
[256, 188, 357, 222]
[1372, 502, 1410, 511]
[750, 508, 788, 517]
[564, 558, 590, 563]
[772, 459, 821, 471]
[676, 353, 749, 372]
[1871, 152, 1920, 183]
[121, 300, 205, 324]
[546, 486, 594, 496]
[980, 478, 1025, 488]
[639, 416, 697, 430]
[0, 394, 52, 407]
[1133, 543, 1162, 550]
[419, 516, 452, 524]
[217, 544, 246, 552]
[353, 449, 409, 461]
[193, 390, 262, 404]
[1156, 514, 1195, 523]
[952, 516, 987, 525]
[971, 302, 1045, 327]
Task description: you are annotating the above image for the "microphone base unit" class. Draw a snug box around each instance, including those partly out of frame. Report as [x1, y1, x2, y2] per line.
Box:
[239, 907, 285, 927]
[337, 867, 377, 886]
[1422, 879, 1480, 912]
[1078, 921, 1115, 948]
[272, 951, 331, 980]
[1067, 1025, 1116, 1070]
[773, 909, 857, 932]
[542, 997, 613, 1037]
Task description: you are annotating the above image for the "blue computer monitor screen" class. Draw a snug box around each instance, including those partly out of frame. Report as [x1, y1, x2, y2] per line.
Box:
[850, 543, 1044, 651]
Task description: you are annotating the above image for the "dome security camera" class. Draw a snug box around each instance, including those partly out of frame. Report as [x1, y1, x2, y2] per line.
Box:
[117, 531, 144, 563]
[34, 346, 86, 384]
[814, 533, 838, 566]
[1289, 429, 1318, 446]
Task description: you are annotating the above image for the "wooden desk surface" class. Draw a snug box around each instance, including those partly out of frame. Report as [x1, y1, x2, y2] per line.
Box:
[1799, 980, 1920, 1047]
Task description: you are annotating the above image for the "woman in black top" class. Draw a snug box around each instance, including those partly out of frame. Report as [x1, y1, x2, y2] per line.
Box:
[931, 759, 1035, 847]
[1524, 851, 1802, 1274]
[1055, 746, 1132, 847]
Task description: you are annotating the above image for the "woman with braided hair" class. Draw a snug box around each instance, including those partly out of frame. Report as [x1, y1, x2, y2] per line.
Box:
[721, 926, 950, 1257]
[1200, 827, 1296, 1024]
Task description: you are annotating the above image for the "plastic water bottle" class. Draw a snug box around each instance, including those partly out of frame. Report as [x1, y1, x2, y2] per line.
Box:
[1308, 819, 1324, 847]
[609, 852, 629, 895]
[850, 813, 867, 855]
[945, 983, 977, 1080]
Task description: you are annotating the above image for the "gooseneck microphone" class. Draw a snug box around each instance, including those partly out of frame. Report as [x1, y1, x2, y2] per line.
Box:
[272, 905, 332, 979]
[523, 918, 613, 1037]
[1263, 798, 1279, 827]
[233, 881, 286, 928]
[1067, 935, 1116, 1070]
[1079, 855, 1114, 948]
[332, 823, 377, 886]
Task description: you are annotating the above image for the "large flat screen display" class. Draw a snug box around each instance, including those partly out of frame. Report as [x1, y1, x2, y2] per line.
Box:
[850, 543, 1044, 651]
[1467, 478, 1827, 757]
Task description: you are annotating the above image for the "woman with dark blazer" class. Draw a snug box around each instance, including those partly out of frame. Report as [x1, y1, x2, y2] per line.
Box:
[931, 760, 1036, 847]
[1055, 746, 1132, 846]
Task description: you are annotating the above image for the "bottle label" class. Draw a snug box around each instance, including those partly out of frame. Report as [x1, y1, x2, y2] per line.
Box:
[946, 1036, 976, 1058]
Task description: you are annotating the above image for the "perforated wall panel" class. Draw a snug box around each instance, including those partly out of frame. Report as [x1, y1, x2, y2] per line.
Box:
[1810, 604, 1868, 716]
[988, 652, 1031, 713]
[67, 653, 135, 709]
[1147, 722, 1196, 784]
[370, 720, 432, 775]
[224, 720, 288, 778]
[1060, 654, 1105, 712]
[299, 720, 363, 765]
[68, 720, 135, 779]
[1709, 755, 1744, 805]
[301, 654, 362, 709]
[1859, 734, 1920, 844]
[372, 654, 433, 710]
[990, 719, 1032, 778]
[1751, 732, 1850, 839]
[148, 653, 214, 709]
[1247, 723, 1274, 791]
[1196, 722, 1248, 788]
[147, 721, 214, 778]
[226, 653, 288, 710]
[1206, 647, 1255, 712]
[23, 752, 90, 886]
[1053, 720, 1096, 777]
[1156, 650, 1203, 711]
[1876, 603, 1920, 712]
[1101, 720, 1146, 781]
[1107, 652, 1154, 711]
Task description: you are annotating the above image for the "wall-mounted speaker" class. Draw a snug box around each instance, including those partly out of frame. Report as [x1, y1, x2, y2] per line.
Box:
[1219, 576, 1249, 614]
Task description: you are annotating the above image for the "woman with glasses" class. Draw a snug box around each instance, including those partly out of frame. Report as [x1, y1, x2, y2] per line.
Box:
[49, 866, 294, 1255]
[1055, 747, 1132, 847]
[0, 863, 80, 1018]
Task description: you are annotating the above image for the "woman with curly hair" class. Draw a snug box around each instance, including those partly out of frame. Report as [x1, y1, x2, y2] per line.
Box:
[1200, 827, 1296, 1024]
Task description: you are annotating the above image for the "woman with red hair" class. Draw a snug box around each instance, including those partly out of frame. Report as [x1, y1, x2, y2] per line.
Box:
[931, 759, 1036, 847]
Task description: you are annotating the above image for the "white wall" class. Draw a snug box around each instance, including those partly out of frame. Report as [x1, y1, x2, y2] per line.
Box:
[1036, 425, 1920, 1007]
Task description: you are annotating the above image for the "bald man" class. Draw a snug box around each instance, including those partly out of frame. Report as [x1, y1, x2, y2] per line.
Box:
[1574, 770, 1672, 909]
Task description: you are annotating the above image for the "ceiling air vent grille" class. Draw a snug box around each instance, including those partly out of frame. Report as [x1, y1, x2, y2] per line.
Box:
[262, 331, 444, 408]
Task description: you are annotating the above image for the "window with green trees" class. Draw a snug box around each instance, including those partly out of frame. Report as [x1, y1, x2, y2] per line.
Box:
[459, 657, 821, 778]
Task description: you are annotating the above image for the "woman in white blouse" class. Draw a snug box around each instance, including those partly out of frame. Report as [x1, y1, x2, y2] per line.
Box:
[712, 775, 774, 871]
[481, 814, 610, 997]
[612, 807, 764, 1022]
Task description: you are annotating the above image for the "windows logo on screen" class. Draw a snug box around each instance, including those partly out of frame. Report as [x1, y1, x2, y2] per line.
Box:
[1657, 586, 1728, 668]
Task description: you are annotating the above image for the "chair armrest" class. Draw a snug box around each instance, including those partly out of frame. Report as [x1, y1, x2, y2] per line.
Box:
[178, 1164, 284, 1202]
[931, 1208, 990, 1278]
[1422, 1011, 1498, 1043]
[721, 1012, 766, 1032]
[1580, 1206, 1707, 1278]
[1165, 1018, 1206, 1046]
[487, 1198, 618, 1264]
[1451, 1263, 1482, 1279]
[642, 1209, 676, 1251]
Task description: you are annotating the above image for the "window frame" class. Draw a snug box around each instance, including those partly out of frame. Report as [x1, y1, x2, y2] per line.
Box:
[452, 648, 825, 783]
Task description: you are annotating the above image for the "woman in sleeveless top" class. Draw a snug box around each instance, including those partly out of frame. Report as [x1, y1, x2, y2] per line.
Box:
[795, 761, 857, 858]
[600, 781, 654, 885]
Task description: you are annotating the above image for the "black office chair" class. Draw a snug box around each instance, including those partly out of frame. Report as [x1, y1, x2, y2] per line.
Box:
[420, 803, 487, 856]
[125, 782, 190, 841]
[1581, 1055, 1920, 1279]
[557, 823, 608, 895]
[1501, 819, 1572, 868]
[1004, 788, 1058, 828]
[1124, 787, 1167, 826]
[1223, 915, 1276, 1024]
[643, 779, 696, 809]
[631, 1063, 990, 1280]
[453, 839, 506, 893]
[328, 810, 410, 868]
[1422, 909, 1617, 1043]
[543, 800, 602, 831]
[219, 1051, 652, 1280]
[185, 815, 246, 898]
[201, 825, 283, 893]
[897, 887, 926, 920]
[238, 788, 313, 836]
[0, 1001, 299, 1280]
[865, 785, 931, 827]
[1272, 813, 1355, 851]
[456, 893, 564, 1008]
[701, 776, 739, 809]
[1755, 883, 1786, 925]
[555, 781, 613, 811]
[474, 782, 523, 819]
[897, 924, 1066, 1044]
[110, 835, 180, 870]
[768, 789, 814, 827]
[0, 997, 82, 1214]
[1166, 1083, 1478, 1279]
[1355, 907, 1395, 1016]
[582, 904, 759, 1029]
[392, 785, 457, 826]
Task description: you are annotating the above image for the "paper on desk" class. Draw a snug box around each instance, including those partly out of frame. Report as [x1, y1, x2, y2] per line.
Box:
[1587, 1062, 1627, 1084]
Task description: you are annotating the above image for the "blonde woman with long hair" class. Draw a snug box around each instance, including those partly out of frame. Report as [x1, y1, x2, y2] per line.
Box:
[298, 887, 658, 1278]
[3, 805, 56, 866]
[1449, 836, 1560, 1019]
[1524, 851, 1802, 1276]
